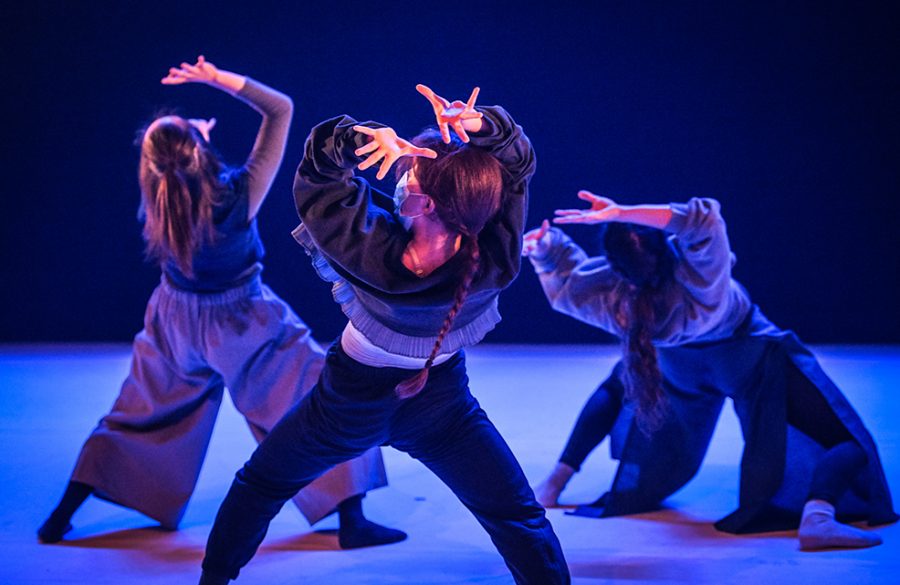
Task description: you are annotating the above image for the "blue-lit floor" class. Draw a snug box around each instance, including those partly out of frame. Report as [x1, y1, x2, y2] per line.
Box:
[2, 344, 897, 584]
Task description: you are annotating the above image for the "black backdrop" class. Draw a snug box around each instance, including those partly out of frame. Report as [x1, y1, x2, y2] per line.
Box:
[3, 1, 898, 344]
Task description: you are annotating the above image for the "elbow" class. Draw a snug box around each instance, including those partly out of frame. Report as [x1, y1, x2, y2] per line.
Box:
[279, 95, 295, 119]
[266, 91, 294, 119]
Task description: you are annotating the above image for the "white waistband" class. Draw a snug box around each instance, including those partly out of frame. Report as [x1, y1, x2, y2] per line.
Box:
[340, 321, 455, 369]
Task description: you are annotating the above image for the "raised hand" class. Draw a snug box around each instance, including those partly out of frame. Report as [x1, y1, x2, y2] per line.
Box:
[161, 55, 219, 86]
[415, 84, 483, 144]
[522, 219, 552, 257]
[554, 190, 622, 225]
[353, 126, 438, 180]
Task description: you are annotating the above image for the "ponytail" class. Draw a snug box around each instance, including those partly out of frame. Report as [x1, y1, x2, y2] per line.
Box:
[395, 236, 480, 399]
[143, 166, 197, 275]
[138, 116, 221, 278]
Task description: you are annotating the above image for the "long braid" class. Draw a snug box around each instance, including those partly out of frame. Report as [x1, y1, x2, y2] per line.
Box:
[621, 287, 667, 434]
[395, 236, 481, 399]
[604, 222, 674, 434]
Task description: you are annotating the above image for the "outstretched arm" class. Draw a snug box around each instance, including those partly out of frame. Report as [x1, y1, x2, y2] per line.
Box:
[554, 191, 672, 229]
[555, 191, 735, 307]
[163, 56, 293, 221]
[162, 55, 247, 93]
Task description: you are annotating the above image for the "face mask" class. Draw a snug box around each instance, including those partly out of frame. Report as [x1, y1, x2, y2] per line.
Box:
[394, 172, 429, 230]
[393, 172, 409, 214]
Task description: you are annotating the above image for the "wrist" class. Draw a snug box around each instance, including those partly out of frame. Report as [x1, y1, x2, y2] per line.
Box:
[210, 70, 246, 94]
[602, 204, 629, 223]
[461, 116, 484, 134]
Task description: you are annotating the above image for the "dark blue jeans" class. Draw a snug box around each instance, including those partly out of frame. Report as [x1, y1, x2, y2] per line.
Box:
[202, 342, 570, 584]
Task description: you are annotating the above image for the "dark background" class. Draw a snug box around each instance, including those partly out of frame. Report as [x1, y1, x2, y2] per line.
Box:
[3, 1, 898, 344]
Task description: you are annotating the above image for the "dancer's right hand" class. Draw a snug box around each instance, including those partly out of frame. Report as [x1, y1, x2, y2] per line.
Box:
[353, 126, 438, 180]
[522, 220, 551, 257]
[160, 55, 247, 94]
[554, 191, 622, 225]
[162, 55, 220, 86]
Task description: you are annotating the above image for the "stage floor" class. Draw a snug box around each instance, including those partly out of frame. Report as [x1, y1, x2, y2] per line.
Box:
[1, 344, 897, 584]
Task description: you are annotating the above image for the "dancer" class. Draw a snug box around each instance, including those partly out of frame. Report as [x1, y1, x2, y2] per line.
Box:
[38, 57, 403, 549]
[524, 193, 896, 550]
[198, 85, 569, 584]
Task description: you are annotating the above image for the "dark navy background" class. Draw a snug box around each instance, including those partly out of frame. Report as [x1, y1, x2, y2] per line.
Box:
[3, 1, 898, 343]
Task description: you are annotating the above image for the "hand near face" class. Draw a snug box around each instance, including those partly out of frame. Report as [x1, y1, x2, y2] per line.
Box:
[353, 126, 438, 180]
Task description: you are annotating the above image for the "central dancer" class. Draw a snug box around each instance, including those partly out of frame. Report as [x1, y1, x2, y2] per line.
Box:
[199, 86, 569, 584]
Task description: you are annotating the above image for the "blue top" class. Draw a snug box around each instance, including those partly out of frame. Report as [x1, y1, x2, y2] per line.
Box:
[164, 78, 293, 292]
[292, 106, 535, 358]
[529, 197, 753, 346]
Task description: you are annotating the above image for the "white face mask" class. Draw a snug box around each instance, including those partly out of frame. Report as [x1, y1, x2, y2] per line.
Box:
[394, 171, 429, 231]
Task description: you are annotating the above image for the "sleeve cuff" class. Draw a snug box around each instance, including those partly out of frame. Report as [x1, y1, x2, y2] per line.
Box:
[467, 106, 507, 145]
[236, 76, 256, 96]
[664, 202, 690, 233]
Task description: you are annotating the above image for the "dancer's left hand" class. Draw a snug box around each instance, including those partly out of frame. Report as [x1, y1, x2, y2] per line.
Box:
[554, 191, 622, 224]
[416, 84, 483, 144]
[353, 126, 438, 180]
[522, 220, 552, 257]
[187, 117, 216, 142]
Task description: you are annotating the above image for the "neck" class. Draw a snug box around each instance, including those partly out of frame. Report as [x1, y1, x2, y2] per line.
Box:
[405, 218, 463, 277]
[410, 215, 454, 244]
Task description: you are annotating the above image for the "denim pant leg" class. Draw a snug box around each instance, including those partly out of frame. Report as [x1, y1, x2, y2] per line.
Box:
[391, 355, 570, 585]
[202, 345, 395, 580]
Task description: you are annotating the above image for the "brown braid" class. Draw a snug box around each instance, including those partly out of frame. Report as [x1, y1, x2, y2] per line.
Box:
[621, 287, 667, 434]
[604, 223, 676, 435]
[395, 236, 481, 398]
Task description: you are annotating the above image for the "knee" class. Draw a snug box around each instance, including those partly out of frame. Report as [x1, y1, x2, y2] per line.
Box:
[470, 490, 548, 526]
